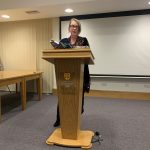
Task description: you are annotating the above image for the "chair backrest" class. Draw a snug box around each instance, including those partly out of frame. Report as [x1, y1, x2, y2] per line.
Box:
[0, 58, 4, 71]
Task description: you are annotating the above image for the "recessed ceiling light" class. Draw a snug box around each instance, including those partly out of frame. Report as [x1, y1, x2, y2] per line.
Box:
[1, 15, 10, 19]
[148, 1, 150, 4]
[65, 8, 74, 13]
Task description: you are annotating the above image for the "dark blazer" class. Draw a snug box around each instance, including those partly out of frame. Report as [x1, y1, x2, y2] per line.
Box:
[60, 36, 91, 93]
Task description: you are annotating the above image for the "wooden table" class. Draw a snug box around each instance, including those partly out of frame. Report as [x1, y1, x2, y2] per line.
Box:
[0, 71, 42, 120]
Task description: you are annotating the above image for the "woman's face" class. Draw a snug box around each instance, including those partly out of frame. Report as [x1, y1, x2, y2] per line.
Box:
[69, 20, 79, 36]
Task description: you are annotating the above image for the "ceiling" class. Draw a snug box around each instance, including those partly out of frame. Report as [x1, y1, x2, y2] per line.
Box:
[0, 0, 150, 22]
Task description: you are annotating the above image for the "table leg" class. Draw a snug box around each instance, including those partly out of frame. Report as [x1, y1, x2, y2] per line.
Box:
[0, 96, 1, 122]
[21, 79, 26, 110]
[16, 83, 18, 93]
[36, 75, 42, 100]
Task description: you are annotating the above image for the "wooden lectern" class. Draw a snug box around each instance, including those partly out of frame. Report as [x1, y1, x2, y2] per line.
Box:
[42, 48, 94, 149]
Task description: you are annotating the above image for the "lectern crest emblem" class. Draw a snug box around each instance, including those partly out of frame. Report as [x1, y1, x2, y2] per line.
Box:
[64, 73, 71, 80]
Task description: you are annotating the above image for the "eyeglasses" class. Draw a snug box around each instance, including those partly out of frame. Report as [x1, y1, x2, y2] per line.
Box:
[69, 25, 79, 29]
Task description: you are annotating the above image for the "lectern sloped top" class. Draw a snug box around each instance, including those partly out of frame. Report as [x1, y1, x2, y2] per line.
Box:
[42, 48, 94, 65]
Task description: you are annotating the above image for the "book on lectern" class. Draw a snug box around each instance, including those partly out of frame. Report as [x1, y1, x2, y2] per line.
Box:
[50, 40, 73, 49]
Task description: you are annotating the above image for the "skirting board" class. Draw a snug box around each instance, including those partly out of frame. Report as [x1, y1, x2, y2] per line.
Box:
[52, 89, 150, 100]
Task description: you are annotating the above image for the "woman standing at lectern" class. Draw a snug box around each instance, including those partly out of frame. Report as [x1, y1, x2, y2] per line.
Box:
[53, 18, 91, 127]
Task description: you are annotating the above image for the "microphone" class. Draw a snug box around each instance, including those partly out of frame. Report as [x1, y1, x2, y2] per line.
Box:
[92, 131, 103, 144]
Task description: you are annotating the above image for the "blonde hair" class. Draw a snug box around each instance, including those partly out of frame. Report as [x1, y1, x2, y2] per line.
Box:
[68, 18, 81, 34]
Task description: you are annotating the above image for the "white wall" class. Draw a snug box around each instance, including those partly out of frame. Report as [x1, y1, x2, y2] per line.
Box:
[91, 77, 150, 92]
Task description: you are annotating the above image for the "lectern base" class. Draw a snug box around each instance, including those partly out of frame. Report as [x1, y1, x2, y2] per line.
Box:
[46, 128, 94, 149]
